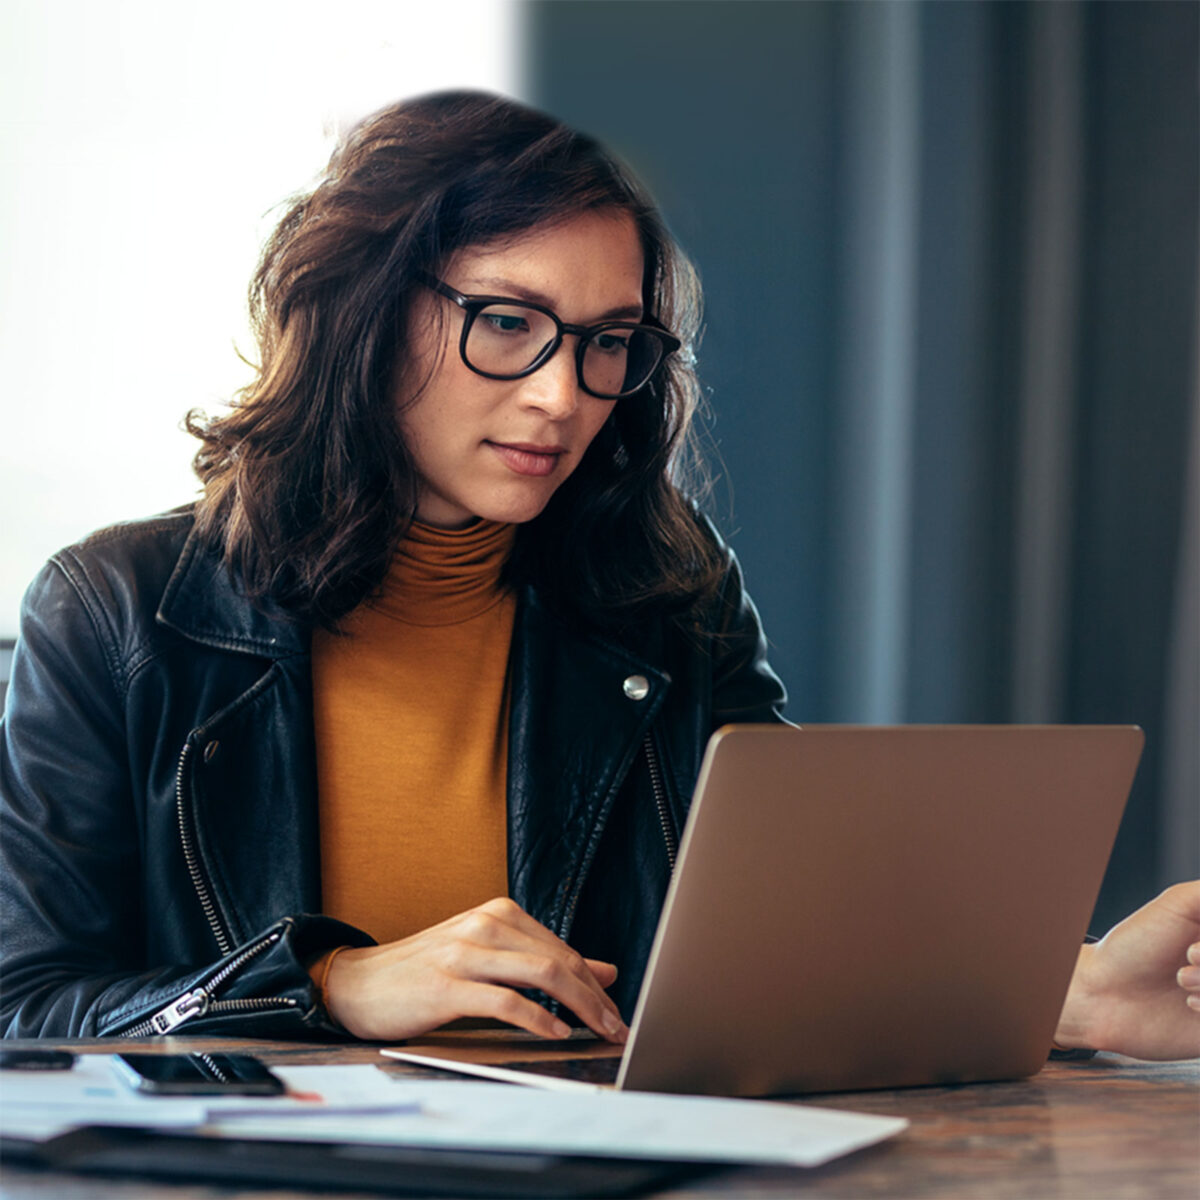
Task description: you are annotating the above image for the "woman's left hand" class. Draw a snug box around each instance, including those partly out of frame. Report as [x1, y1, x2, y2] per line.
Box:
[1055, 880, 1200, 1060]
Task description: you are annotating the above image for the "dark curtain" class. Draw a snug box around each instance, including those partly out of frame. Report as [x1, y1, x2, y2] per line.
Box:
[527, 0, 1198, 930]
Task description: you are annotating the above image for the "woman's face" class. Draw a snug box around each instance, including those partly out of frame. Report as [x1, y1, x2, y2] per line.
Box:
[398, 209, 644, 528]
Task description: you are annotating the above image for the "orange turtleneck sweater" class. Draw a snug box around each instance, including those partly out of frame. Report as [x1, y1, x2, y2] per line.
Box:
[311, 519, 517, 945]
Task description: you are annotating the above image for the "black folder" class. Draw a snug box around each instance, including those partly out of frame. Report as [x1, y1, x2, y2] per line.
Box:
[1, 1125, 706, 1197]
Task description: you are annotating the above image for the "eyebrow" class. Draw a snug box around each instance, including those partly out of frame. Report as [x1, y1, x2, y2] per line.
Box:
[465, 276, 645, 323]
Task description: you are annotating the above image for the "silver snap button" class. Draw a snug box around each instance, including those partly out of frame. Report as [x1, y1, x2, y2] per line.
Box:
[202, 740, 220, 764]
[622, 675, 650, 701]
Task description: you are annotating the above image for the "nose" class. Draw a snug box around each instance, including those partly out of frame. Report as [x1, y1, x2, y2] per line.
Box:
[517, 340, 582, 420]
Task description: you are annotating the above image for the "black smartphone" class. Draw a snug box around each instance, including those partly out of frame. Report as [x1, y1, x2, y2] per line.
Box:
[112, 1052, 285, 1096]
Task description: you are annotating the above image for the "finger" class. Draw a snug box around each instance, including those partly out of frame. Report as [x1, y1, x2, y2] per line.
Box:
[447, 912, 625, 1029]
[1187, 942, 1200, 967]
[1177, 966, 1200, 990]
[452, 945, 627, 1042]
[455, 980, 573, 1040]
[584, 958, 619, 987]
[474, 948, 627, 1042]
[470, 900, 619, 987]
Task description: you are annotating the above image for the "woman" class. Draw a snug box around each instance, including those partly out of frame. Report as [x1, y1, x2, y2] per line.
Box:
[1, 92, 1197, 1057]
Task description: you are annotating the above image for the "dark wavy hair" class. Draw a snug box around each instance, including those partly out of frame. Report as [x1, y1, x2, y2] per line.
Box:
[188, 90, 724, 631]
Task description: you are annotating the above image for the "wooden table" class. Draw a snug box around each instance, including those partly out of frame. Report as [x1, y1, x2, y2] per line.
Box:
[1, 1036, 1197, 1198]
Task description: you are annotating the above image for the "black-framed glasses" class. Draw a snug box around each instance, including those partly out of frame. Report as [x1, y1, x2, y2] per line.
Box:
[421, 275, 681, 400]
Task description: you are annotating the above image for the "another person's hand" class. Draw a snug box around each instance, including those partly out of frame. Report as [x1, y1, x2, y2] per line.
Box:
[321, 897, 628, 1044]
[1055, 880, 1200, 1060]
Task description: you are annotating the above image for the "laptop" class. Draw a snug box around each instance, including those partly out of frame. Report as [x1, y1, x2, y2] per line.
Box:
[384, 724, 1143, 1097]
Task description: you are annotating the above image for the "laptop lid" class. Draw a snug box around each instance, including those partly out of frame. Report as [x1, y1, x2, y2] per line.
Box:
[617, 724, 1142, 1096]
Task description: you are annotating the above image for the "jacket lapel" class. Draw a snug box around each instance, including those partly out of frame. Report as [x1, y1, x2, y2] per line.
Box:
[156, 524, 321, 941]
[507, 587, 670, 937]
[157, 525, 307, 658]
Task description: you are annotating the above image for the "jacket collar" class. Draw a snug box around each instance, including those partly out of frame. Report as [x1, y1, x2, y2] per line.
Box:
[157, 522, 308, 658]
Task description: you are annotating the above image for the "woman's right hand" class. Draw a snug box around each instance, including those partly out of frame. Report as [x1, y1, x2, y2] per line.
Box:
[321, 897, 628, 1044]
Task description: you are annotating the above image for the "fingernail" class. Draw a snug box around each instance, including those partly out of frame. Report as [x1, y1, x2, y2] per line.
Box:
[1178, 967, 1200, 988]
[1187, 994, 1200, 1011]
[551, 1019, 571, 1038]
[1188, 944, 1200, 966]
[603, 1012, 627, 1041]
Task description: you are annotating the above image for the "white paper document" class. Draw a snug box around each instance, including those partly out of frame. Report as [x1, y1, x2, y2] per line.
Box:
[1, 1057, 907, 1168]
[220, 1066, 908, 1167]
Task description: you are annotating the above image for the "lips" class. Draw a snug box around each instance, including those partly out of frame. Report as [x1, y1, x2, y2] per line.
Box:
[487, 441, 567, 478]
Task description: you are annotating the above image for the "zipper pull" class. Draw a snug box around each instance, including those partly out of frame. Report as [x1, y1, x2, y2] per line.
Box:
[146, 987, 209, 1034]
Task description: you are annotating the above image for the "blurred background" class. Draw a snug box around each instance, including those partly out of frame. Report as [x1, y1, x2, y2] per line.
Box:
[1, 0, 1195, 930]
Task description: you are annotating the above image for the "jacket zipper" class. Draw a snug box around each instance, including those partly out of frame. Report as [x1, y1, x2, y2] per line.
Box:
[109, 738, 297, 1038]
[176, 735, 233, 957]
[644, 731, 678, 871]
[115, 928, 298, 1037]
[557, 732, 677, 945]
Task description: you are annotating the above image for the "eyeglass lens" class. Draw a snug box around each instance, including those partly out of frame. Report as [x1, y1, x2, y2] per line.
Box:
[466, 303, 665, 397]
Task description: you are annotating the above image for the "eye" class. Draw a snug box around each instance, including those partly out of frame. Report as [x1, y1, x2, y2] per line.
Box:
[592, 331, 631, 355]
[480, 312, 531, 335]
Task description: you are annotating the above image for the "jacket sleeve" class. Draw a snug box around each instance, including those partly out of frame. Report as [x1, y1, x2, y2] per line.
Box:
[0, 556, 371, 1040]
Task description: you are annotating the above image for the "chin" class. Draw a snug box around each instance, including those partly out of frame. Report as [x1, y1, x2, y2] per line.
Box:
[483, 501, 552, 527]
[475, 486, 559, 527]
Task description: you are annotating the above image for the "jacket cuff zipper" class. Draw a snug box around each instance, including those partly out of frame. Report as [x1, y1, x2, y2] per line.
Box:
[113, 927, 299, 1037]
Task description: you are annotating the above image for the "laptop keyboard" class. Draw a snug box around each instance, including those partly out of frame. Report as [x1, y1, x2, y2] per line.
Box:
[500, 1056, 622, 1085]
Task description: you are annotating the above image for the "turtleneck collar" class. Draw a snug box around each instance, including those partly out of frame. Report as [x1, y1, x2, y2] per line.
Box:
[367, 519, 517, 627]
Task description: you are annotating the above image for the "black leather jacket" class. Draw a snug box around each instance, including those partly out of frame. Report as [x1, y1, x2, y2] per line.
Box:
[0, 507, 785, 1039]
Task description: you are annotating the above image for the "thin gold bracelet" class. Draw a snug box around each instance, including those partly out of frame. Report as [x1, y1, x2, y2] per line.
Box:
[317, 945, 352, 1009]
